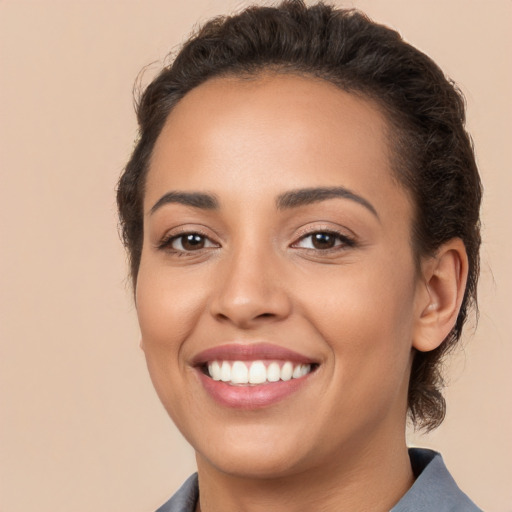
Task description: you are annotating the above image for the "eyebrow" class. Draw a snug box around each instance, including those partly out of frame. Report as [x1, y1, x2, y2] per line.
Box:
[276, 187, 379, 218]
[149, 186, 378, 218]
[150, 191, 219, 214]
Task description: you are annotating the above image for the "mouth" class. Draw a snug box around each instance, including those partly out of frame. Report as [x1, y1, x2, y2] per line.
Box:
[202, 360, 317, 386]
[192, 343, 319, 408]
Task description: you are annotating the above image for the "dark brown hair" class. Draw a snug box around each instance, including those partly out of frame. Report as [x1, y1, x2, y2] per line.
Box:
[117, 0, 481, 431]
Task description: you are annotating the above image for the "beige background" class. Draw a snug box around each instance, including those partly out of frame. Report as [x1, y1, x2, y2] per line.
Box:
[0, 1, 510, 511]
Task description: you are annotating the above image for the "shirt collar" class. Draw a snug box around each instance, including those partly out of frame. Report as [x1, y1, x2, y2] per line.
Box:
[155, 448, 482, 512]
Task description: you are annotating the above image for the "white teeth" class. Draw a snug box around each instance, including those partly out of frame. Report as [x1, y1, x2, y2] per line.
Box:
[248, 361, 267, 384]
[220, 361, 231, 382]
[207, 360, 312, 385]
[292, 364, 302, 379]
[231, 361, 249, 384]
[281, 361, 293, 381]
[267, 362, 281, 382]
[210, 361, 221, 381]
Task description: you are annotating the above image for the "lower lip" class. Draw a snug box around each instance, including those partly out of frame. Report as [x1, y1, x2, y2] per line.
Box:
[196, 370, 313, 409]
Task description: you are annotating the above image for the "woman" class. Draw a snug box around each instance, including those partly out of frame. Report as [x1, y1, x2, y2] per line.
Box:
[117, 1, 482, 510]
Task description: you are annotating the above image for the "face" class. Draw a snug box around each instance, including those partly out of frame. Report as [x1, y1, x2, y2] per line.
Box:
[136, 74, 425, 479]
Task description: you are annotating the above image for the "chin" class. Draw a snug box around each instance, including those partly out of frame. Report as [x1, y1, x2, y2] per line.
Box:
[201, 449, 307, 480]
[193, 424, 315, 479]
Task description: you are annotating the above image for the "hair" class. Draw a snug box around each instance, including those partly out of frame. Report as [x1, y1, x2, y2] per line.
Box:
[117, 0, 481, 431]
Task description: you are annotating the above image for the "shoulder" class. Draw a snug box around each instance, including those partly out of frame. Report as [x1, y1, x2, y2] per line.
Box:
[391, 448, 483, 512]
[155, 473, 199, 512]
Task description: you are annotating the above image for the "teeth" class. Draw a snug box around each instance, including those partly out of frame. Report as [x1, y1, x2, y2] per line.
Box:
[281, 361, 293, 381]
[220, 361, 231, 382]
[300, 364, 309, 377]
[248, 361, 267, 384]
[292, 364, 303, 379]
[207, 360, 312, 385]
[231, 361, 249, 384]
[210, 361, 221, 381]
[267, 362, 281, 382]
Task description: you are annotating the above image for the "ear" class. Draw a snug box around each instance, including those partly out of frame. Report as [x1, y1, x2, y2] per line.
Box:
[413, 238, 468, 352]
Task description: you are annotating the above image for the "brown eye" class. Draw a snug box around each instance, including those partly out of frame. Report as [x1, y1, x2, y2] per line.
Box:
[311, 232, 336, 249]
[169, 233, 217, 252]
[293, 231, 355, 251]
[181, 234, 205, 250]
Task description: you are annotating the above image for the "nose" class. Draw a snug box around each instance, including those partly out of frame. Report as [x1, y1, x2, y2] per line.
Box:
[209, 245, 292, 329]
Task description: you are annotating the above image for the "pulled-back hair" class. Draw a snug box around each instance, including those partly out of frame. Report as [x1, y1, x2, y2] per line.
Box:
[117, 0, 481, 431]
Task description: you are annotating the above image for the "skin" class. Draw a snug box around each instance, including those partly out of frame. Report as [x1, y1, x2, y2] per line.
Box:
[136, 74, 467, 512]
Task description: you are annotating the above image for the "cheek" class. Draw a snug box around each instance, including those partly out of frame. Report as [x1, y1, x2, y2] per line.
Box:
[135, 254, 231, 435]
[301, 256, 415, 326]
[302, 266, 417, 431]
[135, 257, 208, 355]
[297, 253, 417, 375]
[135, 258, 208, 428]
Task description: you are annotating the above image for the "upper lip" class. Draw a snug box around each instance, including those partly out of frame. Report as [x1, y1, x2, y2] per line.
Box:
[192, 342, 318, 366]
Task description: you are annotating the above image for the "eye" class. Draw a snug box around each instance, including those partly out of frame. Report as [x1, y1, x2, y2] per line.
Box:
[162, 232, 219, 252]
[293, 231, 354, 250]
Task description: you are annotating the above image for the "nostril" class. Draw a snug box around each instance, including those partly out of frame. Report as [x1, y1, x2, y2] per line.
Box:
[215, 311, 275, 322]
[210, 279, 293, 327]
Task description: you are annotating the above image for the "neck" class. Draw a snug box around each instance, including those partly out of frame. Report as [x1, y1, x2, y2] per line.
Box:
[195, 431, 414, 512]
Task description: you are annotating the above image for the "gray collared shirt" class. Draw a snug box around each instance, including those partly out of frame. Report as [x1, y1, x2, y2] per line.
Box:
[155, 448, 483, 512]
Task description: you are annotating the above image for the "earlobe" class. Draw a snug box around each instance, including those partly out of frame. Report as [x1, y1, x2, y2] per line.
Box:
[413, 238, 468, 352]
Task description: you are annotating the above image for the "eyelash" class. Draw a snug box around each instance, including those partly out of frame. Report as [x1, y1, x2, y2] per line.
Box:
[157, 228, 356, 255]
[292, 230, 356, 252]
[157, 230, 218, 256]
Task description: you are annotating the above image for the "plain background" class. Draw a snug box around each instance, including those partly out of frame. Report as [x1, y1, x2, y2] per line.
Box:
[0, 1, 511, 511]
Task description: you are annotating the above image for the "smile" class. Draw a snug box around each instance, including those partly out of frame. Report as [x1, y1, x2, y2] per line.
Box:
[207, 360, 313, 385]
[193, 343, 319, 409]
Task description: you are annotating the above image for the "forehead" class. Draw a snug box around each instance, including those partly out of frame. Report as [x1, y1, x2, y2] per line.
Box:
[146, 73, 409, 219]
